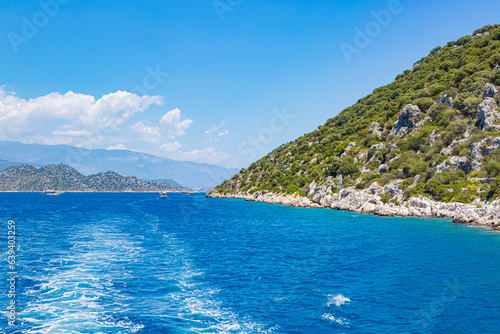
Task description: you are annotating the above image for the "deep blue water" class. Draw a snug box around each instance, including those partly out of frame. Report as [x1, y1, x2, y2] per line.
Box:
[0, 192, 500, 333]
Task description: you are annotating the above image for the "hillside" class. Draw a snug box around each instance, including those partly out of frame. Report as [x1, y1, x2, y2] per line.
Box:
[209, 25, 500, 228]
[0, 141, 238, 190]
[0, 164, 191, 192]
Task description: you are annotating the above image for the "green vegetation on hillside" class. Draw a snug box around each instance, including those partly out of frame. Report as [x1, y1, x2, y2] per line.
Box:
[0, 164, 189, 192]
[212, 25, 500, 205]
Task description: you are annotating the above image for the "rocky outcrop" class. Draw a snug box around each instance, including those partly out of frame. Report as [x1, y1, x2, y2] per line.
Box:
[368, 122, 382, 136]
[472, 31, 490, 39]
[470, 136, 500, 170]
[341, 142, 357, 158]
[478, 98, 500, 130]
[429, 129, 441, 143]
[207, 185, 500, 230]
[438, 93, 453, 107]
[440, 138, 469, 156]
[495, 65, 500, 71]
[391, 104, 422, 136]
[377, 164, 389, 175]
[482, 83, 498, 99]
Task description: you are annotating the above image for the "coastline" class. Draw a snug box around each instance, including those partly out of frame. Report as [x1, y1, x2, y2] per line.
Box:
[207, 184, 500, 231]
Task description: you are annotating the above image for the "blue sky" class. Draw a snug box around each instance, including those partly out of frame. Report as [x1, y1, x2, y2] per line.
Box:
[0, 0, 499, 168]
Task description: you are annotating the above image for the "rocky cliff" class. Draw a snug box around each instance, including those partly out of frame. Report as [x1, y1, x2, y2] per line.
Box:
[208, 25, 500, 230]
[208, 183, 500, 230]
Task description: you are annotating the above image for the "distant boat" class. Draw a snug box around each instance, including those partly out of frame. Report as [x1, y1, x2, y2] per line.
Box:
[159, 191, 168, 198]
[181, 191, 192, 195]
[45, 190, 63, 195]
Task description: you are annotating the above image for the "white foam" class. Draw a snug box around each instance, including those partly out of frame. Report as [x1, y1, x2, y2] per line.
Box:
[327, 294, 351, 307]
[322, 313, 350, 327]
[19, 214, 275, 333]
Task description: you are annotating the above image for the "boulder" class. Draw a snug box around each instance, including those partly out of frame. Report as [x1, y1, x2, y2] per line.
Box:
[366, 182, 382, 194]
[470, 137, 500, 171]
[383, 180, 404, 202]
[436, 156, 471, 174]
[472, 32, 490, 39]
[440, 138, 469, 156]
[481, 83, 499, 99]
[377, 164, 389, 175]
[368, 122, 382, 135]
[438, 93, 453, 107]
[341, 142, 357, 158]
[391, 104, 422, 136]
[477, 98, 500, 130]
[429, 129, 441, 143]
[370, 143, 384, 151]
[450, 156, 472, 174]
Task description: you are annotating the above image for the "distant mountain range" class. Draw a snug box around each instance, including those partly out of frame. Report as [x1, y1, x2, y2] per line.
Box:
[0, 163, 191, 192]
[0, 141, 238, 189]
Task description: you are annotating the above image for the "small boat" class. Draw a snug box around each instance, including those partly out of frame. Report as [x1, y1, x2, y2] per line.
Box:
[45, 190, 63, 196]
[159, 191, 168, 198]
[181, 191, 192, 195]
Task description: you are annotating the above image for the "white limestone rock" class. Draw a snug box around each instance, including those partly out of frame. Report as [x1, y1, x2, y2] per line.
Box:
[391, 104, 422, 136]
[478, 98, 500, 130]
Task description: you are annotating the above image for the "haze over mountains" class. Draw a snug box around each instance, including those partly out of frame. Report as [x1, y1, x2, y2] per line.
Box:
[0, 141, 238, 189]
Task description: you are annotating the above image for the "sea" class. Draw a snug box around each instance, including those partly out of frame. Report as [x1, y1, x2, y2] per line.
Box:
[0, 192, 499, 333]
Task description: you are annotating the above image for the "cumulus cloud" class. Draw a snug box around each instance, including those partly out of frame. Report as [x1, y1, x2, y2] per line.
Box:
[0, 86, 163, 146]
[130, 108, 193, 152]
[160, 108, 193, 138]
[0, 86, 236, 167]
[130, 121, 163, 144]
[107, 144, 128, 150]
[159, 141, 182, 152]
[169, 147, 235, 165]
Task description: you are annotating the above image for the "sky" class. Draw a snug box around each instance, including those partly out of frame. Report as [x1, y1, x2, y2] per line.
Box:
[0, 0, 499, 169]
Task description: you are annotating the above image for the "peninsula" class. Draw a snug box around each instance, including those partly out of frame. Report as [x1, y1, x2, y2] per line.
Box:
[208, 25, 500, 230]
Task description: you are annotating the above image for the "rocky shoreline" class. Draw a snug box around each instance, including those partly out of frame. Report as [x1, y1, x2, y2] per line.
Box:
[207, 182, 500, 231]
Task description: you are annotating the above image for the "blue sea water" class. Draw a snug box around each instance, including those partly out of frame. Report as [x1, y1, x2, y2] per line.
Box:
[0, 192, 499, 333]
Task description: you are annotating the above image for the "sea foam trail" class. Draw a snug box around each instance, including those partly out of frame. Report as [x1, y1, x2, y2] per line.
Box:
[17, 208, 272, 334]
[19, 222, 146, 333]
[327, 294, 351, 307]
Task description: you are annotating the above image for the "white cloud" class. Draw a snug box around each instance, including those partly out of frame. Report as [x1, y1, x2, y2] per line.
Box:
[218, 129, 230, 137]
[0, 87, 163, 146]
[204, 121, 228, 143]
[169, 147, 236, 165]
[130, 108, 193, 152]
[0, 86, 236, 167]
[159, 141, 181, 152]
[52, 130, 92, 137]
[130, 121, 162, 144]
[159, 108, 193, 138]
[107, 144, 128, 150]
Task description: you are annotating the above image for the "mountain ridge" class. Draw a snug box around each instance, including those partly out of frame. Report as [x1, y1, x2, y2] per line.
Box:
[0, 141, 237, 189]
[0, 163, 191, 192]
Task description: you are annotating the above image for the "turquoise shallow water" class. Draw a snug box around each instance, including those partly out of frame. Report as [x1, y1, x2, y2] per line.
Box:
[0, 192, 499, 333]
